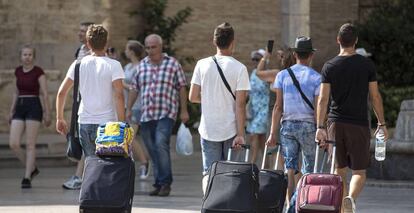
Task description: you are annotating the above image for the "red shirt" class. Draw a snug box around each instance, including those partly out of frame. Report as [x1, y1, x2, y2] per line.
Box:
[15, 66, 45, 96]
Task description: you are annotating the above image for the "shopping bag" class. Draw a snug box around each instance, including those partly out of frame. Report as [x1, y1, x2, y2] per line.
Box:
[176, 123, 193, 155]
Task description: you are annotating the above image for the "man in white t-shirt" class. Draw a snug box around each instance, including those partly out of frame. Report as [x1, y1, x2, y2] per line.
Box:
[56, 24, 125, 157]
[189, 22, 250, 175]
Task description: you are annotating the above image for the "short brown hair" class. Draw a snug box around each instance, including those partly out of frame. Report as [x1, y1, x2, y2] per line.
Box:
[86, 24, 108, 50]
[127, 40, 145, 60]
[338, 23, 358, 48]
[214, 22, 234, 49]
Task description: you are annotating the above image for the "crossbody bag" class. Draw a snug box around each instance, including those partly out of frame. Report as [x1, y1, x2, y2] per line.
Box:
[286, 67, 314, 110]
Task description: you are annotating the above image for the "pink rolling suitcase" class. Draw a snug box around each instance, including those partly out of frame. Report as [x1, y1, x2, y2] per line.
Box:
[296, 141, 343, 213]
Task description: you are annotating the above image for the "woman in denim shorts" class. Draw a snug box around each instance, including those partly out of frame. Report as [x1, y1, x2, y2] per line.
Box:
[123, 40, 151, 180]
[8, 45, 51, 188]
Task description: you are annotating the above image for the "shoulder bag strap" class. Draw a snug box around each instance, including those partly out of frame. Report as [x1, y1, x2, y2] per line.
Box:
[69, 60, 82, 136]
[212, 56, 236, 100]
[286, 67, 314, 110]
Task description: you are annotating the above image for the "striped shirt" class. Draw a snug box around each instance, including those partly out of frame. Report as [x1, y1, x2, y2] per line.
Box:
[133, 54, 187, 122]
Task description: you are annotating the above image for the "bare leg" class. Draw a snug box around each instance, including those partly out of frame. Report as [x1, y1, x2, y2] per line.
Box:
[131, 124, 148, 164]
[349, 169, 366, 199]
[257, 133, 266, 163]
[75, 156, 85, 178]
[250, 134, 258, 163]
[286, 169, 296, 205]
[24, 120, 41, 179]
[9, 120, 26, 164]
[336, 167, 348, 213]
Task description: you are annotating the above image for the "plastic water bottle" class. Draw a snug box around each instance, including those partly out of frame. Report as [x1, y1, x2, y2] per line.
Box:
[375, 128, 386, 161]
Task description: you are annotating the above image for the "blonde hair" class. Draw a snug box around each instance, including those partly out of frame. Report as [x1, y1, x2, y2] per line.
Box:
[86, 24, 108, 50]
[19, 44, 36, 59]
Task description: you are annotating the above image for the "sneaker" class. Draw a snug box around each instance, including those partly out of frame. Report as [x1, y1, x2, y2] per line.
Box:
[343, 196, 356, 213]
[21, 178, 31, 188]
[158, 185, 171, 197]
[139, 162, 150, 180]
[62, 175, 82, 190]
[30, 167, 40, 180]
[149, 186, 160, 196]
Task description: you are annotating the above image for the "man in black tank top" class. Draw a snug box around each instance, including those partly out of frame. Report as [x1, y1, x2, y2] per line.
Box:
[315, 23, 388, 213]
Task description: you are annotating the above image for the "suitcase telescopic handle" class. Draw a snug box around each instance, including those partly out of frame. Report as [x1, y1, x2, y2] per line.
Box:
[261, 144, 281, 170]
[314, 140, 336, 174]
[227, 144, 250, 162]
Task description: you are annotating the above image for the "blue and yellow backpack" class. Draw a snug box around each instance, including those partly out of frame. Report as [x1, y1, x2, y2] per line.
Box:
[95, 122, 134, 157]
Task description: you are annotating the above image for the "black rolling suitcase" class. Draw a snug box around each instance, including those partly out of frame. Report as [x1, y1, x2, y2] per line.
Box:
[79, 156, 135, 213]
[202, 145, 259, 213]
[258, 145, 288, 213]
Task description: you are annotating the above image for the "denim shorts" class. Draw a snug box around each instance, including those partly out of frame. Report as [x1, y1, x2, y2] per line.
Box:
[130, 108, 141, 125]
[79, 124, 100, 157]
[280, 120, 316, 174]
[12, 97, 43, 121]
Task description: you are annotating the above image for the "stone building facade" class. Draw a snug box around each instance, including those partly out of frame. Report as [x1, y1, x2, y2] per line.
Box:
[0, 0, 376, 132]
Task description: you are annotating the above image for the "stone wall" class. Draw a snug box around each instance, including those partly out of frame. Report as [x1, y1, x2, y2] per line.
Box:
[0, 0, 141, 133]
[165, 0, 282, 72]
[0, 0, 378, 133]
[0, 0, 141, 71]
[309, 0, 359, 71]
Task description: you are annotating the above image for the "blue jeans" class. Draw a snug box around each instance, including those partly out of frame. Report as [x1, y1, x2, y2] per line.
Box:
[200, 136, 245, 175]
[79, 124, 100, 157]
[280, 120, 316, 174]
[140, 118, 174, 187]
[280, 120, 316, 213]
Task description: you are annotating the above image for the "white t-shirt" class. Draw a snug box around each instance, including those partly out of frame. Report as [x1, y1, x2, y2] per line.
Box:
[191, 55, 250, 141]
[67, 55, 125, 124]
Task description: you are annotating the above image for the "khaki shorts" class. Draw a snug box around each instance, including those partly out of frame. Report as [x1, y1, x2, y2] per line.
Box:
[328, 121, 371, 170]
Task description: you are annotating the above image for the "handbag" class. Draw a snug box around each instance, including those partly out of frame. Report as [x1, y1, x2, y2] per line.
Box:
[66, 60, 83, 162]
[286, 67, 314, 110]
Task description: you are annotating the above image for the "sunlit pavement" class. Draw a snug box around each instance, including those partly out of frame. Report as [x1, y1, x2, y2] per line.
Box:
[1, 149, 413, 212]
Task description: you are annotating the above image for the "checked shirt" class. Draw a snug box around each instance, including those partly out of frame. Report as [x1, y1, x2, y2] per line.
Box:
[133, 54, 187, 122]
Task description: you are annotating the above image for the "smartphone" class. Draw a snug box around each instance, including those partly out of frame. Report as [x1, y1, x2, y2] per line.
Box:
[267, 40, 274, 53]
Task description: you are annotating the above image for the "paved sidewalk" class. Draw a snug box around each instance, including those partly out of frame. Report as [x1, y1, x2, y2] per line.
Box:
[0, 149, 413, 212]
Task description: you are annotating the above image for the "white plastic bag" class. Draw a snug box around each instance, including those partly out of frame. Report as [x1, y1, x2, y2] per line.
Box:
[176, 123, 193, 156]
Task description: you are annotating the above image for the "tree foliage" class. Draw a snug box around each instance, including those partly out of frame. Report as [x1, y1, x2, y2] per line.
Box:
[358, 0, 414, 127]
[131, 0, 192, 63]
[358, 0, 414, 87]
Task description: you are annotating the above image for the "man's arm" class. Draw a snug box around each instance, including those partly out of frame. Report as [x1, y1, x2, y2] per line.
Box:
[189, 84, 201, 103]
[313, 95, 319, 121]
[112, 79, 125, 121]
[266, 88, 283, 146]
[369, 81, 388, 140]
[179, 86, 189, 123]
[56, 77, 74, 135]
[233, 90, 248, 147]
[315, 83, 330, 144]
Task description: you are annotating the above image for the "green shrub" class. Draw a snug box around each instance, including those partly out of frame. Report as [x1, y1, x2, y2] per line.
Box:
[358, 0, 414, 127]
[373, 86, 414, 127]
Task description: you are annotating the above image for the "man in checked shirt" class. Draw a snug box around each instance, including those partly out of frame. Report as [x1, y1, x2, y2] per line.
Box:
[127, 34, 189, 197]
